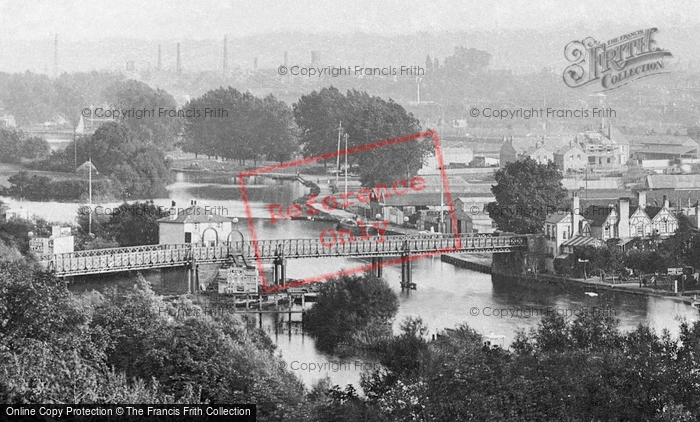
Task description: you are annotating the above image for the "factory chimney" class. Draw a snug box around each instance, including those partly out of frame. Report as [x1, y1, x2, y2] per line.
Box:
[176, 43, 182, 74]
[223, 36, 228, 76]
[53, 34, 59, 78]
[157, 44, 162, 71]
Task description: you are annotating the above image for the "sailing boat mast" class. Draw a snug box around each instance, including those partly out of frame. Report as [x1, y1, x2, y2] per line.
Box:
[335, 121, 342, 189]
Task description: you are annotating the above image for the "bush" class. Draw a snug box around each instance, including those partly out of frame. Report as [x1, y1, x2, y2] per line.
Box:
[303, 274, 398, 353]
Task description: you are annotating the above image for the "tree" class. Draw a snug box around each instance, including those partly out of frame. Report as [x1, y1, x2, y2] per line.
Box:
[303, 274, 398, 353]
[105, 201, 164, 246]
[294, 88, 430, 186]
[487, 158, 568, 234]
[102, 79, 180, 148]
[181, 87, 299, 165]
[20, 136, 50, 160]
[344, 92, 429, 187]
[293, 86, 348, 166]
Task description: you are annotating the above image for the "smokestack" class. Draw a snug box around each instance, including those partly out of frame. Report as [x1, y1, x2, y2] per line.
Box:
[53, 34, 58, 78]
[638, 191, 647, 210]
[663, 195, 669, 209]
[223, 36, 228, 76]
[176, 43, 182, 74]
[618, 197, 630, 239]
[157, 44, 162, 71]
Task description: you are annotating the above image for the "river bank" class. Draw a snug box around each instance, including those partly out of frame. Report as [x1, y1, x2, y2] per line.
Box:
[442, 253, 699, 307]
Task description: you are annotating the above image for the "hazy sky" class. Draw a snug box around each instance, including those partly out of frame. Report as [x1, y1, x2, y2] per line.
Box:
[2, 0, 699, 41]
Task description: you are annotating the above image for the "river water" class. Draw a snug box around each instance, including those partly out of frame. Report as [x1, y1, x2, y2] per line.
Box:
[7, 176, 699, 390]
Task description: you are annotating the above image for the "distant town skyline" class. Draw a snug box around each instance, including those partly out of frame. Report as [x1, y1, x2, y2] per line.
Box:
[1, 0, 699, 41]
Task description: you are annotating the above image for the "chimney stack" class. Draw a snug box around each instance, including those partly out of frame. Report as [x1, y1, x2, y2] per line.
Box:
[663, 195, 669, 209]
[176, 43, 182, 74]
[223, 36, 228, 76]
[157, 44, 162, 71]
[637, 191, 647, 210]
[618, 197, 630, 239]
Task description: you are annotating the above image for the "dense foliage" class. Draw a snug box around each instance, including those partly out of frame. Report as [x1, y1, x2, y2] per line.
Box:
[303, 274, 399, 353]
[0, 71, 124, 126]
[102, 79, 181, 149]
[0, 263, 307, 420]
[180, 87, 299, 165]
[294, 87, 431, 187]
[487, 158, 569, 234]
[1, 171, 114, 202]
[305, 311, 700, 421]
[0, 128, 50, 163]
[74, 201, 164, 248]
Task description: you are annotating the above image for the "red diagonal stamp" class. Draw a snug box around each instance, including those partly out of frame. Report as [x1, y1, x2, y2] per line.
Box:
[239, 130, 459, 293]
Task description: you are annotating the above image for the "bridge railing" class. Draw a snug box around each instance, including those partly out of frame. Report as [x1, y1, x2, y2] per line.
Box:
[43, 233, 530, 275]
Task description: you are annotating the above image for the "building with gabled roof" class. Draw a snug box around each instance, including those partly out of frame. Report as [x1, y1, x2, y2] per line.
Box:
[553, 142, 588, 172]
[157, 201, 233, 245]
[579, 126, 629, 169]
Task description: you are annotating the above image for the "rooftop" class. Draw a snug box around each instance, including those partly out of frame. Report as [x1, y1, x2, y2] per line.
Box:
[647, 174, 700, 190]
[157, 205, 232, 224]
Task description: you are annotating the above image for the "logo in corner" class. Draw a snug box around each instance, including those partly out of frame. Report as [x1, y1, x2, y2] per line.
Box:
[563, 28, 673, 92]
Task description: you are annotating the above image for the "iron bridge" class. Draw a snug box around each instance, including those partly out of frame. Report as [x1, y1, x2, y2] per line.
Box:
[41, 233, 528, 277]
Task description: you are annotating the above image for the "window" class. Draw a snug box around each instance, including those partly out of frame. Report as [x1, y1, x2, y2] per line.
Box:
[569, 154, 574, 160]
[607, 158, 611, 164]
[194, 223, 200, 231]
[599, 158, 603, 165]
[604, 225, 610, 238]
[577, 154, 581, 160]
[660, 219, 668, 233]
[637, 224, 643, 236]
[563, 230, 568, 240]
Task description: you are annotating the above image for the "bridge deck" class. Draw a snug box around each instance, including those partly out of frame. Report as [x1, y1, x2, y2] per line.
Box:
[41, 234, 528, 277]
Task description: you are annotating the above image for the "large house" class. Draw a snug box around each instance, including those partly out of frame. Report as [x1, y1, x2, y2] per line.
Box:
[543, 193, 599, 271]
[543, 191, 680, 271]
[500, 126, 628, 172]
[581, 192, 678, 243]
[553, 143, 588, 172]
[579, 127, 629, 170]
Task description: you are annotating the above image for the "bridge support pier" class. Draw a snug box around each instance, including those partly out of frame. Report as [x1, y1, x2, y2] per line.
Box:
[273, 252, 286, 285]
[400, 251, 416, 292]
[371, 257, 383, 278]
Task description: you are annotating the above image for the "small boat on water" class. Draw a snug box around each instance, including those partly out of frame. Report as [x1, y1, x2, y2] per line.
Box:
[335, 217, 378, 236]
